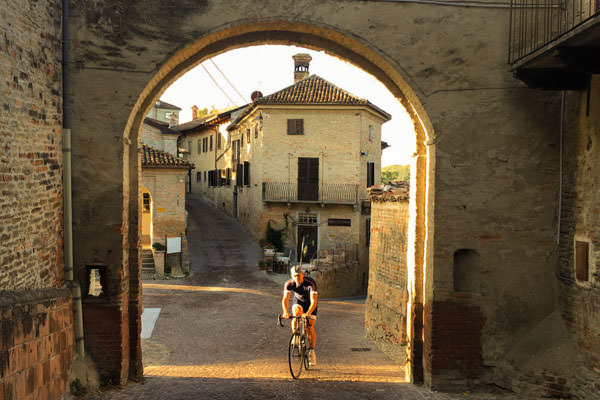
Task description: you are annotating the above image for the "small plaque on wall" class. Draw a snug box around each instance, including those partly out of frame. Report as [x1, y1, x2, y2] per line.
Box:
[328, 218, 351, 226]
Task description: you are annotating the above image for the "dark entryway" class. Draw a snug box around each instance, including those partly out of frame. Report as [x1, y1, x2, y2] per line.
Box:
[297, 224, 318, 262]
[298, 157, 319, 201]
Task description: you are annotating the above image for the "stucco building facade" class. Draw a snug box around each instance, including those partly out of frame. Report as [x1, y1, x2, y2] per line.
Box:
[216, 60, 390, 288]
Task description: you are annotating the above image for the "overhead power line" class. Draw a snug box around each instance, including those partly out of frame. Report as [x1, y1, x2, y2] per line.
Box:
[210, 59, 248, 104]
[201, 64, 238, 106]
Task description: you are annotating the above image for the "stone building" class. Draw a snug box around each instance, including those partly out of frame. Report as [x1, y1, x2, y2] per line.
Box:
[3, 1, 600, 399]
[173, 107, 242, 198]
[216, 55, 390, 294]
[140, 145, 193, 255]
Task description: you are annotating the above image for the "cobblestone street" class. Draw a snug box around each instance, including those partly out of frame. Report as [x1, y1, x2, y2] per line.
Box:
[85, 195, 520, 400]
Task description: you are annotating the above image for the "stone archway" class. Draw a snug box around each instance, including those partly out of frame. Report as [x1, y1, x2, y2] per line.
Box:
[72, 0, 567, 389]
[90, 21, 426, 386]
[123, 21, 435, 385]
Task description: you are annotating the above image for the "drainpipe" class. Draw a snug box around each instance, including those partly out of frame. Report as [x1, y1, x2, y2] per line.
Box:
[62, 0, 85, 358]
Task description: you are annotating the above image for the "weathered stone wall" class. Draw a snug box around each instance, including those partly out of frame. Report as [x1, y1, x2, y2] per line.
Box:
[0, 0, 63, 291]
[556, 76, 600, 398]
[365, 197, 410, 366]
[0, 289, 74, 400]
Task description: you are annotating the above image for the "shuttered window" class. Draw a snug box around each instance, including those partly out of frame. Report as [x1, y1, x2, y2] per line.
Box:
[367, 162, 375, 187]
[226, 168, 231, 186]
[196, 172, 201, 182]
[246, 129, 251, 143]
[243, 161, 250, 186]
[287, 119, 304, 135]
[236, 163, 243, 187]
[366, 217, 371, 247]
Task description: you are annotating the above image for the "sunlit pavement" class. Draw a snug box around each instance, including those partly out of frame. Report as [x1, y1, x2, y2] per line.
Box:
[85, 195, 519, 400]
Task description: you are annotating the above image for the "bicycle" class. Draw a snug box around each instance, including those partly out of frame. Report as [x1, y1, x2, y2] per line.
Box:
[278, 314, 311, 379]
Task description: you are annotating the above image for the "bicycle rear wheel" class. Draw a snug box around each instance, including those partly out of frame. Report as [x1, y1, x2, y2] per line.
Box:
[288, 333, 304, 379]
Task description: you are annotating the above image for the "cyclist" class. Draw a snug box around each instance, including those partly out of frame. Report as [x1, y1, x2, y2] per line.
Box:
[281, 265, 318, 366]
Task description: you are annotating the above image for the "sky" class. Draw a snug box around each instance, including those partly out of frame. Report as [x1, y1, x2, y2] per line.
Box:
[160, 45, 415, 166]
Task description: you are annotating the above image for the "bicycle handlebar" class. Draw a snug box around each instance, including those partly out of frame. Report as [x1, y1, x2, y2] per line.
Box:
[277, 314, 303, 327]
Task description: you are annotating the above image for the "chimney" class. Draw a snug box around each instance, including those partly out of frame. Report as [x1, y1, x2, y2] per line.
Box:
[191, 105, 199, 120]
[292, 53, 312, 83]
[168, 112, 178, 127]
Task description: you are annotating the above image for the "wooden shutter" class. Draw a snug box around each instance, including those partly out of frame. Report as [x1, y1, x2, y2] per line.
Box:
[226, 168, 231, 186]
[236, 163, 243, 186]
[575, 241, 589, 281]
[243, 161, 250, 186]
[210, 135, 213, 151]
[298, 157, 319, 201]
[367, 162, 375, 187]
[287, 119, 304, 135]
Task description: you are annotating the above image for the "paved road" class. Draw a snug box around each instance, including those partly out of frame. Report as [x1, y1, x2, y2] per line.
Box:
[86, 194, 520, 400]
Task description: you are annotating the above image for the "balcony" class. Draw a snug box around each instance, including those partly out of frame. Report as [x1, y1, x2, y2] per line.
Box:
[262, 182, 359, 205]
[509, 0, 600, 89]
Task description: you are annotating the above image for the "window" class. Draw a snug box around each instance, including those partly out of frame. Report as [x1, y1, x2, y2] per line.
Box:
[204, 171, 207, 182]
[196, 172, 201, 182]
[254, 126, 258, 139]
[226, 168, 231, 186]
[197, 139, 201, 154]
[142, 193, 150, 213]
[233, 140, 240, 162]
[243, 161, 250, 186]
[368, 125, 373, 142]
[203, 137, 208, 153]
[241, 132, 244, 144]
[210, 135, 213, 151]
[236, 163, 243, 187]
[367, 162, 375, 187]
[217, 133, 222, 149]
[366, 217, 371, 247]
[188, 141, 192, 153]
[575, 241, 589, 282]
[298, 213, 317, 225]
[287, 119, 304, 135]
[246, 129, 251, 143]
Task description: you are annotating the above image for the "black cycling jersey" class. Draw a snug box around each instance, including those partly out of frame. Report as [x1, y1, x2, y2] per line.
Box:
[284, 276, 318, 315]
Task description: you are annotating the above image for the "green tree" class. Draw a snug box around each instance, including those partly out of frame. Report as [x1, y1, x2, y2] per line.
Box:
[381, 169, 399, 183]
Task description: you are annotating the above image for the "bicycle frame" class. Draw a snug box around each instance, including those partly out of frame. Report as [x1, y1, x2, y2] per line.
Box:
[278, 314, 310, 378]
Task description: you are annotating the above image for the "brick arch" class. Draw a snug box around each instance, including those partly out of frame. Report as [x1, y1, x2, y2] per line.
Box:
[122, 20, 434, 384]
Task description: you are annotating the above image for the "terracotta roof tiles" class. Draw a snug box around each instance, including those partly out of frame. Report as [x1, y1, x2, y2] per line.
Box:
[142, 144, 193, 169]
[229, 75, 390, 129]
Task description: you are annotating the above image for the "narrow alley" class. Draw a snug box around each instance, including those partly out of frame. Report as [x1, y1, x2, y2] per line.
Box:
[85, 195, 516, 400]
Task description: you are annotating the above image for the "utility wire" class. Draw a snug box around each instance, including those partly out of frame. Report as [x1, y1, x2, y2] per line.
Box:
[201, 64, 238, 106]
[210, 59, 247, 104]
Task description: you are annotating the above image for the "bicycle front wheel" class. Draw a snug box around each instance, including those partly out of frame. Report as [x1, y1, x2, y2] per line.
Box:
[288, 333, 304, 379]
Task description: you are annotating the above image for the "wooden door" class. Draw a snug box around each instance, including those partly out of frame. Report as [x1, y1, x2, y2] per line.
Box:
[297, 225, 318, 262]
[298, 157, 319, 201]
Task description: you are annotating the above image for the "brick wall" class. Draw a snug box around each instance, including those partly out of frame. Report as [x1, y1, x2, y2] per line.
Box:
[82, 293, 129, 386]
[0, 0, 63, 290]
[0, 289, 74, 400]
[365, 197, 410, 365]
[556, 76, 600, 398]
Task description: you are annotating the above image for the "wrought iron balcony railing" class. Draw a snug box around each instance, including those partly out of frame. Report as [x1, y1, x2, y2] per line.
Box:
[262, 182, 359, 205]
[509, 0, 600, 64]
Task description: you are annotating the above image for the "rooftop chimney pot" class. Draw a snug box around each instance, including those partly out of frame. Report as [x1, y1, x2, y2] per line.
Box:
[292, 53, 312, 83]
